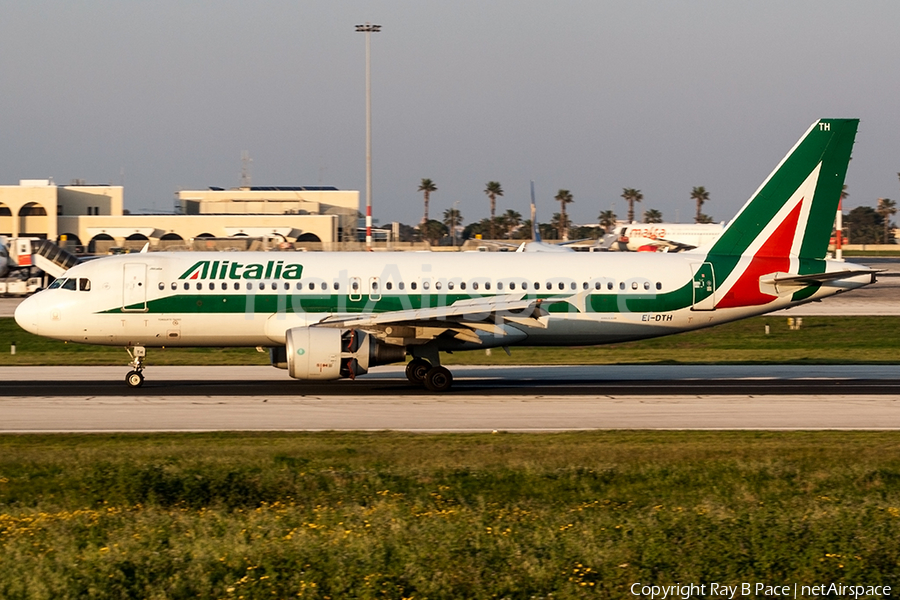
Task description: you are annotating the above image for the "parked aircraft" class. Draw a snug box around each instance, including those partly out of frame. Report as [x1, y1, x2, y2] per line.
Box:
[611, 222, 725, 252]
[15, 119, 875, 391]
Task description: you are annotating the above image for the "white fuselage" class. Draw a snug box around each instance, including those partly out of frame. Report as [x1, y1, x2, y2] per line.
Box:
[15, 251, 873, 352]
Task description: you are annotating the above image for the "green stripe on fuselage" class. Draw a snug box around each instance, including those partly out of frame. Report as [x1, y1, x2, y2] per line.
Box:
[107, 283, 695, 316]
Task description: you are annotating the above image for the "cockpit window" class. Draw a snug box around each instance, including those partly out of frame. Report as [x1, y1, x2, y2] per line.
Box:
[61, 278, 77, 291]
[79, 278, 91, 291]
[48, 279, 63, 289]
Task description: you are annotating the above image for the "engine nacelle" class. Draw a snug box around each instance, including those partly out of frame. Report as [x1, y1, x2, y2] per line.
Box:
[284, 327, 406, 380]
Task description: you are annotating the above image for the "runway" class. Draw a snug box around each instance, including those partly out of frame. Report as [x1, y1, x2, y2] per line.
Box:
[2, 365, 900, 432]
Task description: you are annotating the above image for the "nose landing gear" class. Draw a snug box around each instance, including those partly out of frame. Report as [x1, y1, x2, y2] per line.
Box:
[125, 346, 146, 388]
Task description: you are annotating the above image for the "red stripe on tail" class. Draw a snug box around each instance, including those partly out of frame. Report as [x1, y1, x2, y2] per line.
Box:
[715, 200, 802, 308]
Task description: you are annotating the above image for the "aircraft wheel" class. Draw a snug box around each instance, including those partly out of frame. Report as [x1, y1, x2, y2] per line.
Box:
[405, 359, 431, 383]
[424, 366, 453, 392]
[126, 370, 144, 388]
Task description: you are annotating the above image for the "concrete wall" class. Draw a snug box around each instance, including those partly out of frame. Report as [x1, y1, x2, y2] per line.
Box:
[0, 181, 58, 239]
[58, 213, 340, 251]
[57, 186, 123, 216]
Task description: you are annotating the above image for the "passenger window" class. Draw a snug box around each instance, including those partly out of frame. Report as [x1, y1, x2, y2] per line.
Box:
[619, 282, 625, 290]
[285, 282, 290, 290]
[321, 282, 327, 291]
[447, 282, 454, 290]
[385, 282, 392, 290]
[595, 282, 601, 290]
[411, 282, 417, 290]
[222, 282, 229, 290]
[246, 282, 252, 290]
[608, 282, 613, 290]
[534, 282, 539, 290]
[259, 282, 265, 290]
[558, 282, 564, 290]
[172, 282, 177, 291]
[296, 282, 303, 290]
[656, 282, 662, 290]
[509, 282, 515, 290]
[460, 282, 466, 290]
[485, 282, 491, 290]
[234, 282, 240, 290]
[309, 282, 315, 291]
[632, 282, 638, 290]
[423, 281, 430, 290]
[335, 282, 341, 290]
[435, 281, 442, 290]
[196, 282, 202, 291]
[643, 282, 650, 291]
[473, 282, 479, 290]
[546, 282, 552, 290]
[184, 282, 190, 291]
[399, 282, 405, 290]
[62, 278, 77, 291]
[158, 282, 165, 291]
[352, 281, 359, 290]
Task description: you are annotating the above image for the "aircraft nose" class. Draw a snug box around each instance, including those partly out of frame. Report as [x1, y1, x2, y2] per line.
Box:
[14, 294, 41, 336]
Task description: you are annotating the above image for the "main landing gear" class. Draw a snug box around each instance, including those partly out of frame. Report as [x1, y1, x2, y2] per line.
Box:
[405, 357, 453, 392]
[125, 346, 146, 388]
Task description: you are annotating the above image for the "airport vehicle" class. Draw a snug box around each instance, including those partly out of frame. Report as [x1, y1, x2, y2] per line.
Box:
[0, 237, 76, 296]
[611, 222, 725, 252]
[15, 119, 876, 391]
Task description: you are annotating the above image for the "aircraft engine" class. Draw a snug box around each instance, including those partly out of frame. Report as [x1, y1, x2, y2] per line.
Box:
[283, 326, 406, 380]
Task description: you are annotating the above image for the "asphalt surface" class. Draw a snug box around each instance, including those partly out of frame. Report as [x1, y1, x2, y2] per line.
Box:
[2, 365, 900, 431]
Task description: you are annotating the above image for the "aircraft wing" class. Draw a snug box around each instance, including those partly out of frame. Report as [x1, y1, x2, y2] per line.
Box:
[315, 291, 587, 345]
[652, 238, 697, 252]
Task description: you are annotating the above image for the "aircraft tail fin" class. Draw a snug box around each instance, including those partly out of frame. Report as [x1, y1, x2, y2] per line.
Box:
[706, 119, 858, 261]
[530, 181, 541, 242]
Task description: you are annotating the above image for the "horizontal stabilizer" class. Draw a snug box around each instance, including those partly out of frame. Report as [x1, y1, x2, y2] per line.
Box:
[761, 269, 879, 286]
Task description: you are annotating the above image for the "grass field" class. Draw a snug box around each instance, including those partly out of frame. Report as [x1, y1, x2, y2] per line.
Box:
[2, 432, 900, 599]
[2, 316, 900, 367]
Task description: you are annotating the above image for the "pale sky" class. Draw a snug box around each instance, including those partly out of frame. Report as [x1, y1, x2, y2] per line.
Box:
[1, 1, 898, 227]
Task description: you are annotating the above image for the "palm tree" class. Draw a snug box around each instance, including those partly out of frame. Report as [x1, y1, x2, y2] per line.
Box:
[877, 198, 897, 243]
[484, 181, 503, 239]
[417, 178, 437, 225]
[420, 219, 448, 245]
[554, 189, 574, 240]
[443, 207, 463, 246]
[643, 209, 663, 224]
[598, 209, 617, 233]
[501, 209, 522, 239]
[691, 186, 710, 223]
[621, 188, 642, 223]
[549, 212, 569, 240]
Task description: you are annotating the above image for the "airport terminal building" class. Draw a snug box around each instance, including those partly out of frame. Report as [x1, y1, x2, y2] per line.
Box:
[0, 180, 359, 253]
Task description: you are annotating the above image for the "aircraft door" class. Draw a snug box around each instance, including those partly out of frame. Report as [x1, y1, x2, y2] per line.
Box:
[122, 263, 148, 312]
[349, 277, 362, 302]
[690, 262, 716, 311]
[369, 277, 381, 301]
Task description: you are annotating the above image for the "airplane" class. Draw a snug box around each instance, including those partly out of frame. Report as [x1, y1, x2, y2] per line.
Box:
[515, 181, 577, 253]
[470, 182, 576, 253]
[15, 119, 877, 392]
[609, 222, 725, 252]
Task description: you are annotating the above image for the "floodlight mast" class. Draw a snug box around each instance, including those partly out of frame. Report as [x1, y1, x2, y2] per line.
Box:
[356, 23, 381, 250]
